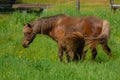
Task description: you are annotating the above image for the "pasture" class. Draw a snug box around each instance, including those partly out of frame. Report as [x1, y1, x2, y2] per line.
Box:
[0, 1, 120, 80]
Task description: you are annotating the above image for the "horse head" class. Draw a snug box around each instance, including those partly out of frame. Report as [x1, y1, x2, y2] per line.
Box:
[22, 23, 36, 48]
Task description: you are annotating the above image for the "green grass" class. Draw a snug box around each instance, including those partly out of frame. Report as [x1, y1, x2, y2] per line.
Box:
[0, 4, 120, 80]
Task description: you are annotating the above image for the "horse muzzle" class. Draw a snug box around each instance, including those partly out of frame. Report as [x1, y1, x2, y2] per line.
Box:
[22, 44, 29, 48]
[22, 40, 29, 48]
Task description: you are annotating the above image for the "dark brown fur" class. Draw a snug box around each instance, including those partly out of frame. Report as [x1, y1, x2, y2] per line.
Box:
[22, 14, 111, 62]
[59, 32, 85, 62]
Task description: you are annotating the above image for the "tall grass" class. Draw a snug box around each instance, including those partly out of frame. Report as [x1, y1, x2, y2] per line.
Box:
[0, 4, 120, 80]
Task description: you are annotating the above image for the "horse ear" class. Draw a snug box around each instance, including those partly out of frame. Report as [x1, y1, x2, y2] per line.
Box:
[27, 23, 31, 28]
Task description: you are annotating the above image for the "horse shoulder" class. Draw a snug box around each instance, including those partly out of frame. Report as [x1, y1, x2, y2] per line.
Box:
[49, 25, 65, 42]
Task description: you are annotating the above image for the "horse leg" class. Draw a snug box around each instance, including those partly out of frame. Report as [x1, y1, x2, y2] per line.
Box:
[101, 43, 112, 57]
[66, 50, 70, 62]
[90, 44, 97, 60]
[67, 54, 70, 62]
[82, 49, 88, 60]
[76, 50, 83, 61]
[91, 48, 97, 60]
[67, 51, 74, 62]
[74, 53, 79, 61]
[66, 53, 71, 62]
[58, 44, 63, 62]
[78, 45, 86, 60]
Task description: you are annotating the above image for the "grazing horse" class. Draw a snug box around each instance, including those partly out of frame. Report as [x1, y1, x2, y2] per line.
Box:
[22, 14, 66, 48]
[22, 14, 111, 62]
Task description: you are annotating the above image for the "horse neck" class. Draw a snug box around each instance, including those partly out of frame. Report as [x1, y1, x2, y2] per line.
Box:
[40, 18, 57, 35]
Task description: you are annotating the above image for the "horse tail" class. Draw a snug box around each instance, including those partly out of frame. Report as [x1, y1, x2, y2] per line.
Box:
[99, 20, 110, 42]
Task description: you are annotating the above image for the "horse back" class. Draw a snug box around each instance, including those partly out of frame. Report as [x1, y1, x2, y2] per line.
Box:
[56, 16, 103, 37]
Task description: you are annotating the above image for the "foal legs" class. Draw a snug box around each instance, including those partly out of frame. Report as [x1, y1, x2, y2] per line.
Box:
[66, 51, 75, 62]
[67, 51, 80, 62]
[58, 44, 63, 61]
[101, 43, 112, 57]
[90, 44, 97, 60]
[91, 48, 97, 60]
[82, 49, 88, 60]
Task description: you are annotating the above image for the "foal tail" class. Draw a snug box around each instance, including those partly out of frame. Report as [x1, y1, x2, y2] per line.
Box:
[99, 20, 110, 42]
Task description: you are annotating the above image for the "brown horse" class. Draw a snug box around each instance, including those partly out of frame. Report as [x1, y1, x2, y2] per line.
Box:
[55, 16, 111, 60]
[22, 14, 66, 48]
[22, 14, 111, 61]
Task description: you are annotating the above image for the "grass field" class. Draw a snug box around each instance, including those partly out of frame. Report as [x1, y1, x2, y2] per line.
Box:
[0, 1, 120, 80]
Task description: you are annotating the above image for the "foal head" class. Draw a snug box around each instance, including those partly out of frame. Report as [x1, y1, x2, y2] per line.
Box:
[22, 23, 36, 48]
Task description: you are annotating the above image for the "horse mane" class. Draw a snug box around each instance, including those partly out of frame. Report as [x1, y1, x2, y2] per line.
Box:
[30, 14, 67, 34]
